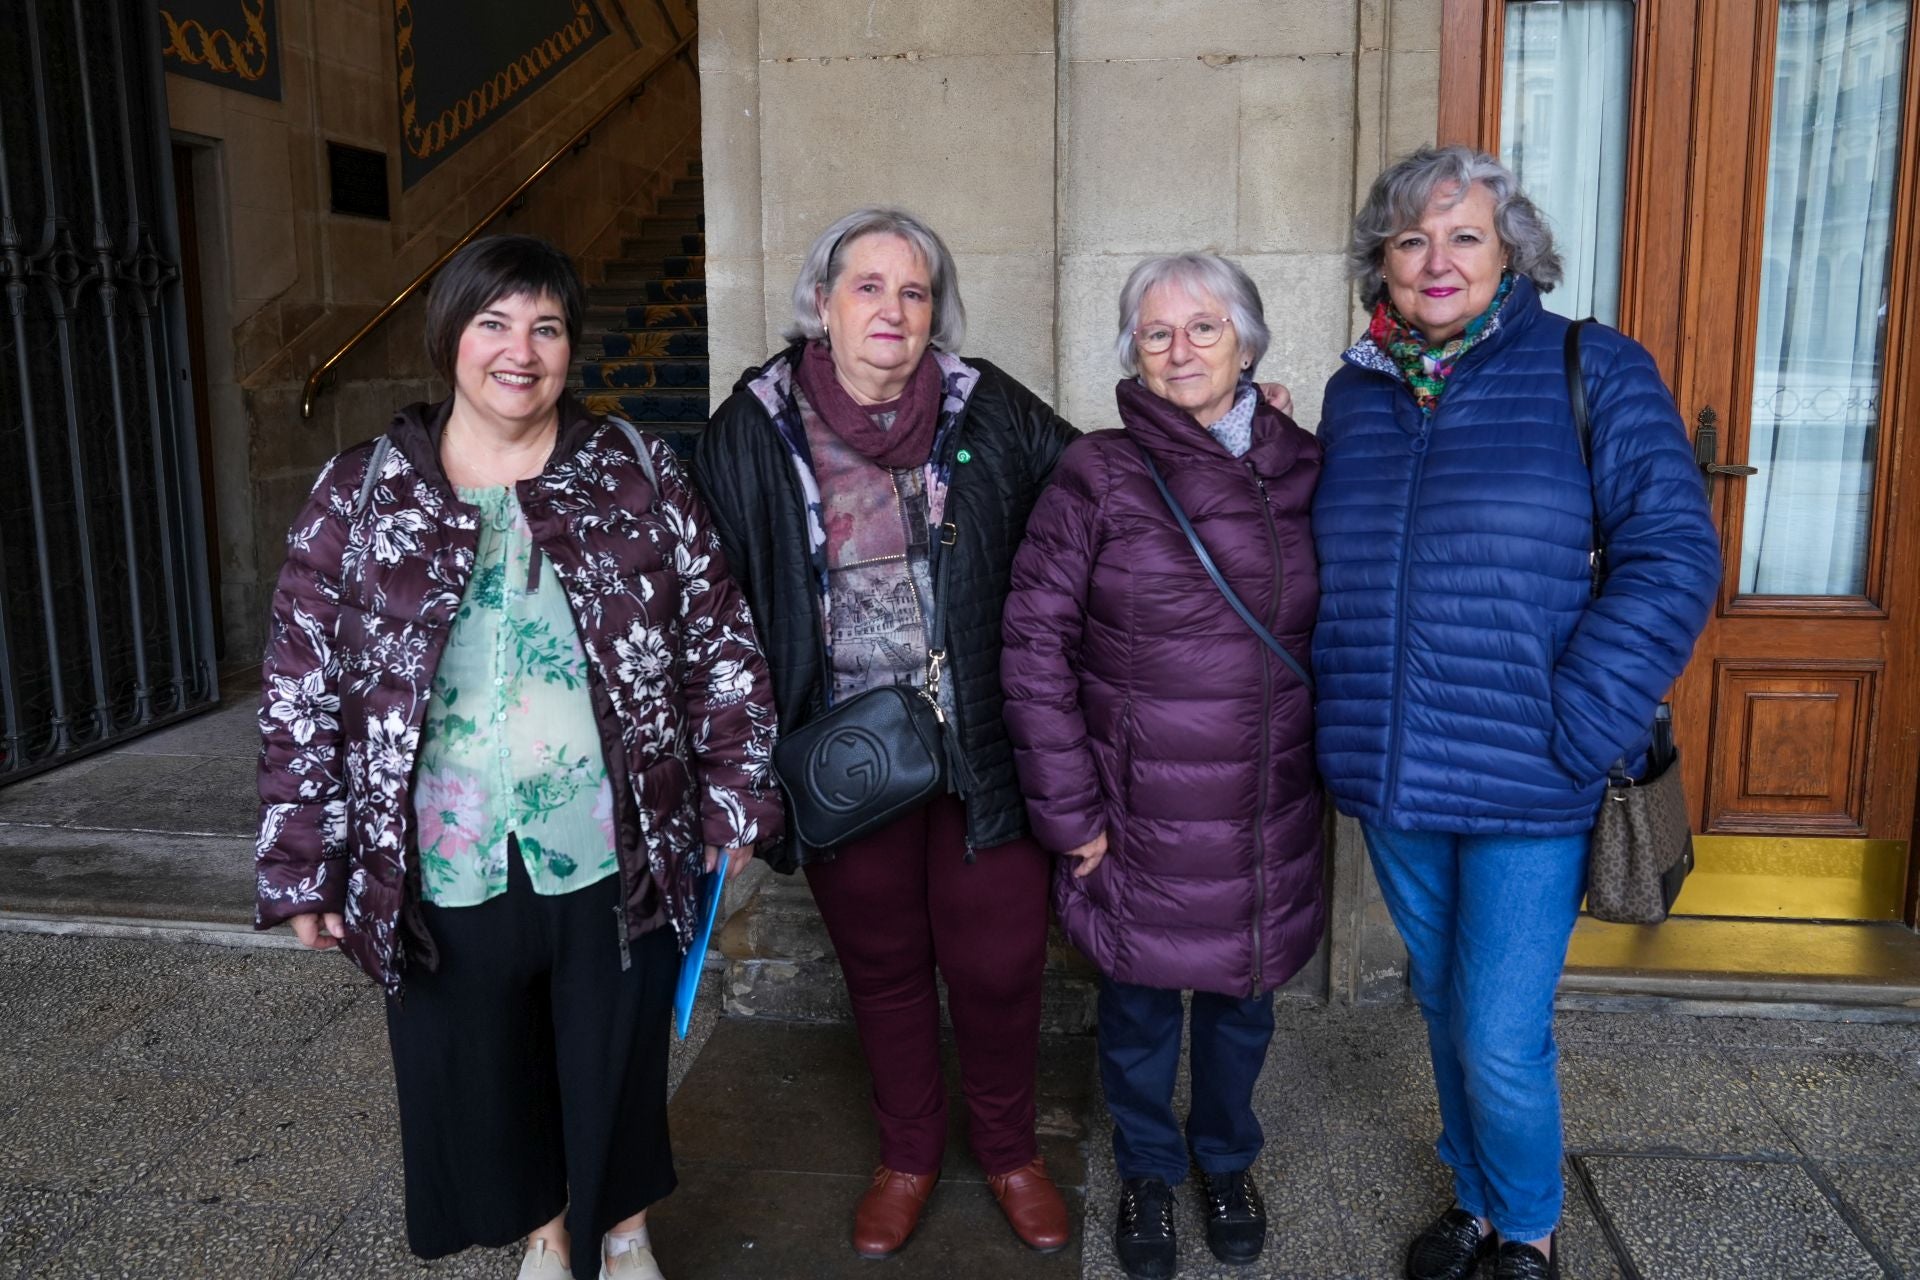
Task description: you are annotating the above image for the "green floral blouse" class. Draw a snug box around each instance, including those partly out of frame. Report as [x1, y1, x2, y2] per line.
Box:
[412, 485, 619, 906]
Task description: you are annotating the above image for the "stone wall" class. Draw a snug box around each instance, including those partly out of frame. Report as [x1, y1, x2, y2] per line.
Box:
[166, 0, 702, 659]
[699, 0, 1438, 428]
[696, 0, 1435, 1002]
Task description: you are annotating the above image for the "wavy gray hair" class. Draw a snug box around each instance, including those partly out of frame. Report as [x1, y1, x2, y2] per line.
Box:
[1113, 253, 1271, 377]
[1348, 144, 1562, 308]
[783, 207, 967, 351]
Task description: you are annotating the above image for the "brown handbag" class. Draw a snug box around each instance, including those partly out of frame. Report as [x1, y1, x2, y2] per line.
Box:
[1566, 320, 1695, 924]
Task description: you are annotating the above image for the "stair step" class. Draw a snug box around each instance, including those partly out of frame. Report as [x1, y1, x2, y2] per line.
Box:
[657, 196, 703, 217]
[621, 233, 705, 258]
[586, 281, 706, 305]
[578, 357, 709, 390]
[626, 303, 707, 330]
[602, 256, 705, 284]
[575, 390, 710, 421]
[589, 330, 708, 359]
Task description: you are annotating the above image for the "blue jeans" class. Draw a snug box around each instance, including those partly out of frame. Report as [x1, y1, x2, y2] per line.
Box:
[1362, 825, 1588, 1242]
[1097, 978, 1275, 1185]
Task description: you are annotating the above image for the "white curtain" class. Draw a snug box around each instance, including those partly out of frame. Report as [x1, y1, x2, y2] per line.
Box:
[1500, 1, 1636, 324]
[1740, 0, 1907, 596]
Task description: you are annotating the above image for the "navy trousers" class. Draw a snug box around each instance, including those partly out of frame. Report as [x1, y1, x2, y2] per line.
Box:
[1097, 978, 1275, 1185]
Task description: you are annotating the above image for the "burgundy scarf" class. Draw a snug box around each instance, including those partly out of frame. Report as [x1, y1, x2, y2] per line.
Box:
[796, 339, 941, 469]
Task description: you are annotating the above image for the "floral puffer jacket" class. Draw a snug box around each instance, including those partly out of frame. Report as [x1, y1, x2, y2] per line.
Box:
[255, 394, 782, 993]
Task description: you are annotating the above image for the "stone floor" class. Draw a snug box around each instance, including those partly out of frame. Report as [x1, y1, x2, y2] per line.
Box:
[6, 689, 1920, 1277]
[2, 926, 1919, 1278]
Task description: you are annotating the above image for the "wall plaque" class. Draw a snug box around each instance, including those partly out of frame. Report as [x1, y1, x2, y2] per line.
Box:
[157, 0, 281, 101]
[328, 142, 391, 221]
[396, 0, 612, 188]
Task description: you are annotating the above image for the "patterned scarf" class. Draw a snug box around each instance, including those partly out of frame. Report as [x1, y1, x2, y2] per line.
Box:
[1368, 271, 1516, 413]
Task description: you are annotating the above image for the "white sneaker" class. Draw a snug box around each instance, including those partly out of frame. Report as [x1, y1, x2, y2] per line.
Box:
[599, 1240, 665, 1280]
[518, 1239, 572, 1280]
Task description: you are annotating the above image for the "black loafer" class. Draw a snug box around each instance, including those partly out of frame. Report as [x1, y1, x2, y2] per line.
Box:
[1492, 1234, 1559, 1280]
[1196, 1167, 1266, 1264]
[1114, 1177, 1177, 1280]
[1406, 1206, 1493, 1280]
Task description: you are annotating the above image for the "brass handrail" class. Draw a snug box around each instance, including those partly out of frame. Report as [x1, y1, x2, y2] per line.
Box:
[300, 28, 697, 419]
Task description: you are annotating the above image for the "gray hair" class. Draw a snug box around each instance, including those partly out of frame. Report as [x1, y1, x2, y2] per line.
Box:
[783, 207, 967, 351]
[1113, 253, 1271, 377]
[1348, 144, 1562, 308]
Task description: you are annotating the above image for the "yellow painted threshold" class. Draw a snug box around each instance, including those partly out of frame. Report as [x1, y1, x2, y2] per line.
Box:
[1563, 916, 1920, 1004]
[1664, 836, 1907, 922]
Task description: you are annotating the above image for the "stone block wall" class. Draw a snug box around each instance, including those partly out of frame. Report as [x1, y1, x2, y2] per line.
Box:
[696, 0, 1437, 1002]
[167, 0, 703, 659]
[699, 0, 1439, 429]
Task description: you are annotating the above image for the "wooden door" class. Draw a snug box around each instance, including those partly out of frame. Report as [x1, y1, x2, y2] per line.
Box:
[1441, 0, 1920, 924]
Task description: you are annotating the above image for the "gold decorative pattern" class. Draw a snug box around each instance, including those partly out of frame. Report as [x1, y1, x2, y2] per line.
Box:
[159, 0, 270, 81]
[396, 0, 600, 162]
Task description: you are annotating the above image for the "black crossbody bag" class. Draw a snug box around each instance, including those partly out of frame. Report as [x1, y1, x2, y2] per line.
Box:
[1565, 320, 1695, 924]
[1133, 442, 1314, 694]
[773, 520, 973, 849]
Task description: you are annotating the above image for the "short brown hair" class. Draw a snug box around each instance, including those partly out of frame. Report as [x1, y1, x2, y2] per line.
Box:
[423, 235, 585, 381]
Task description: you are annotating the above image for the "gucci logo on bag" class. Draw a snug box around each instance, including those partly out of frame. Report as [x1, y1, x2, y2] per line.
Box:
[808, 727, 891, 812]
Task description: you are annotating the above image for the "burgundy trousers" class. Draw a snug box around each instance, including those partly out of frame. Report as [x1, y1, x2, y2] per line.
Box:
[804, 793, 1051, 1177]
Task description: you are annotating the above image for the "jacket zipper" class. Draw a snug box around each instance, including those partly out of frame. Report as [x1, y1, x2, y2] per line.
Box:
[1381, 407, 1434, 824]
[1249, 464, 1282, 995]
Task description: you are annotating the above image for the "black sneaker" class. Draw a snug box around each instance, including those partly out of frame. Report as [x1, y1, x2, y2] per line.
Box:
[1405, 1207, 1493, 1280]
[1195, 1167, 1266, 1264]
[1492, 1234, 1559, 1280]
[1114, 1177, 1177, 1280]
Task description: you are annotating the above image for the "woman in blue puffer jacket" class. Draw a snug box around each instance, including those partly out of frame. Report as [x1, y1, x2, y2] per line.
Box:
[1313, 145, 1721, 1280]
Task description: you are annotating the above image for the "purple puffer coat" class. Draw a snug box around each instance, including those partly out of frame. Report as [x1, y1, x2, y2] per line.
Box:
[1001, 380, 1324, 997]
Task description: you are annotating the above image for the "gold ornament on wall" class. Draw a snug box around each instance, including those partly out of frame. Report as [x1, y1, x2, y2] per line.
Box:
[396, 0, 600, 163]
[159, 0, 270, 82]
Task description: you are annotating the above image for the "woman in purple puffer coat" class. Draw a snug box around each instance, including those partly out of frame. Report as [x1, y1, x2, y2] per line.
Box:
[1002, 252, 1322, 1280]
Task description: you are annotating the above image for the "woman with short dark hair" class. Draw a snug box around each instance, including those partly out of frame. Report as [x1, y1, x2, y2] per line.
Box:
[1316, 147, 1721, 1280]
[256, 234, 781, 1280]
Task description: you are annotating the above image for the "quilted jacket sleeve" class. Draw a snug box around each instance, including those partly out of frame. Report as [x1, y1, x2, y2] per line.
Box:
[656, 441, 784, 849]
[1550, 333, 1723, 781]
[1001, 436, 1110, 852]
[255, 453, 359, 929]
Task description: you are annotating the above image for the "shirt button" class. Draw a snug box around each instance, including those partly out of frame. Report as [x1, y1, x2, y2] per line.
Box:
[495, 712, 507, 723]
[498, 747, 510, 758]
[494, 676, 505, 686]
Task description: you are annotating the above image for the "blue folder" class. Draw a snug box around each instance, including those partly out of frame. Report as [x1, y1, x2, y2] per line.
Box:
[673, 857, 728, 1040]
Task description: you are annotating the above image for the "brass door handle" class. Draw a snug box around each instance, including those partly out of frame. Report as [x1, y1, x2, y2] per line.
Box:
[1693, 406, 1759, 490]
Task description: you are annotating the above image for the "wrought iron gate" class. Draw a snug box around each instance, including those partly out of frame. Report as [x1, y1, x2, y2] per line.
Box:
[0, 0, 218, 783]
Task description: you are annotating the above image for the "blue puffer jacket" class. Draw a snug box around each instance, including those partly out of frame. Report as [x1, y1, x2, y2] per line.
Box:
[1312, 276, 1721, 836]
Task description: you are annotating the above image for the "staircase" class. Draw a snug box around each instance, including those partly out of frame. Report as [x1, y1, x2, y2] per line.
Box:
[574, 161, 711, 459]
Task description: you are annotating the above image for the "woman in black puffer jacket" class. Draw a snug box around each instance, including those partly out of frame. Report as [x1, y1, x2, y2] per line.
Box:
[695, 207, 1076, 1261]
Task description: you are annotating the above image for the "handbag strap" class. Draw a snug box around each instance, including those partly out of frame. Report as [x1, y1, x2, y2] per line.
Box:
[1563, 318, 1609, 596]
[1132, 441, 1314, 694]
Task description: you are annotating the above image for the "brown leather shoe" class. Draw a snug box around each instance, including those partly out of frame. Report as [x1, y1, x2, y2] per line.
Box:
[987, 1157, 1070, 1253]
[852, 1166, 939, 1257]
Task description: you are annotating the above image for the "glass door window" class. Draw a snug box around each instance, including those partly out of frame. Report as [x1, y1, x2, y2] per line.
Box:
[1739, 0, 1909, 596]
[1499, 0, 1637, 324]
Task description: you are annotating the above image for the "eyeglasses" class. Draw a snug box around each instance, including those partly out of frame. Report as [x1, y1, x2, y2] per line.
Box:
[1133, 316, 1232, 355]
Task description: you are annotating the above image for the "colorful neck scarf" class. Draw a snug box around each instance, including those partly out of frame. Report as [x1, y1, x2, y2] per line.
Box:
[1368, 271, 1516, 413]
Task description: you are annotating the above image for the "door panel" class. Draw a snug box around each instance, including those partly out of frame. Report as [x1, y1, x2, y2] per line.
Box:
[1705, 661, 1878, 834]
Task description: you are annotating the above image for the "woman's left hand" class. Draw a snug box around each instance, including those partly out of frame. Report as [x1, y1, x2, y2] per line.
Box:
[1256, 382, 1294, 417]
[705, 843, 753, 876]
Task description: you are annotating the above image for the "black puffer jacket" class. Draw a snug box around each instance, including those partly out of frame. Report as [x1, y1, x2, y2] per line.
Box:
[696, 344, 1075, 870]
